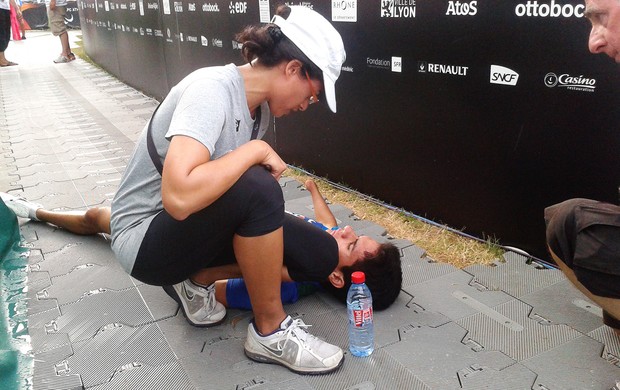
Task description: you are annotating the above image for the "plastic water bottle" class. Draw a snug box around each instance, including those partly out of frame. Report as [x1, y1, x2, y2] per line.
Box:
[347, 271, 374, 357]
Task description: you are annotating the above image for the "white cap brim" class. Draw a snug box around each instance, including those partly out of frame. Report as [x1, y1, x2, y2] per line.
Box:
[323, 73, 337, 113]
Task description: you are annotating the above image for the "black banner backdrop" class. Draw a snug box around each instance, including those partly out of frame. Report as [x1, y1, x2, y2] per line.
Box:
[78, 0, 620, 261]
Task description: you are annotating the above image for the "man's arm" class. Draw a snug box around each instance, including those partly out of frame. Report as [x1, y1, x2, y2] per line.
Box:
[305, 179, 337, 228]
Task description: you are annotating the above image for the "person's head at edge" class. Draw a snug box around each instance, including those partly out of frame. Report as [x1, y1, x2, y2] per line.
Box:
[235, 5, 346, 117]
[585, 0, 620, 62]
[324, 226, 403, 311]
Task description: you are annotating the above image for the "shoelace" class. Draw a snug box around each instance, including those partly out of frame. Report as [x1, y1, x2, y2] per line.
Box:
[193, 283, 218, 317]
[277, 319, 314, 350]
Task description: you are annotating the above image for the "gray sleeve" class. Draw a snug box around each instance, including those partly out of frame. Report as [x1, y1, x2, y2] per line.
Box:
[164, 80, 229, 156]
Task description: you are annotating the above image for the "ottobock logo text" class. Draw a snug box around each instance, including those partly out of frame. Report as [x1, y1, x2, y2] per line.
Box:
[202, 3, 219, 12]
[515, 0, 584, 17]
[544, 72, 596, 92]
[490, 65, 519, 86]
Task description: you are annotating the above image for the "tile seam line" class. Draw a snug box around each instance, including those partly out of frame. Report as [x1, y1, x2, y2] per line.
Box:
[40, 65, 137, 208]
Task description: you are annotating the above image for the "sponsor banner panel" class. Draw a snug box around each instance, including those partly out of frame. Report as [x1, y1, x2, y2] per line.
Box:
[80, 0, 620, 260]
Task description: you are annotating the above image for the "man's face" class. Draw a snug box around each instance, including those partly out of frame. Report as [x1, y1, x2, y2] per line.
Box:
[330, 226, 380, 269]
[585, 0, 620, 62]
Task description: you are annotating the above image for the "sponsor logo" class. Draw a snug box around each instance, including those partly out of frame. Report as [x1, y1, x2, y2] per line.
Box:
[147, 2, 158, 9]
[446, 0, 477, 16]
[212, 38, 223, 47]
[381, 0, 416, 18]
[367, 57, 400, 72]
[259, 0, 270, 22]
[140, 27, 144, 35]
[232, 40, 243, 50]
[367, 57, 391, 69]
[188, 3, 196, 11]
[285, 1, 313, 9]
[332, 0, 357, 22]
[392, 56, 402, 72]
[515, 0, 584, 17]
[229, 1, 247, 14]
[544, 72, 595, 92]
[187, 35, 198, 42]
[120, 3, 127, 9]
[342, 65, 354, 72]
[201, 36, 209, 46]
[490, 65, 519, 86]
[418, 61, 469, 76]
[146, 27, 153, 35]
[174, 1, 183, 12]
[203, 3, 219, 12]
[154, 29, 163, 37]
[129, 2, 137, 10]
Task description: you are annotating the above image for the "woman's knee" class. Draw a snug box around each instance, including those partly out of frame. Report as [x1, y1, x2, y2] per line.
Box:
[231, 166, 284, 236]
[236, 165, 284, 206]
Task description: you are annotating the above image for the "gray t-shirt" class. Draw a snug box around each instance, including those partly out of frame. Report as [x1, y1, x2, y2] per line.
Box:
[110, 64, 270, 273]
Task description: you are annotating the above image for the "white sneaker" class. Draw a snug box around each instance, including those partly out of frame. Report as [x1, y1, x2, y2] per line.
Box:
[244, 315, 344, 375]
[163, 280, 226, 327]
[0, 192, 41, 220]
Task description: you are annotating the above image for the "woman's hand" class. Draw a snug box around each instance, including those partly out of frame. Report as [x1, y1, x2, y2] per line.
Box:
[257, 141, 287, 181]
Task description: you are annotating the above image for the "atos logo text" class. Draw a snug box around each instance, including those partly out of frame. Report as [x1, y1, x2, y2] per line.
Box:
[446, 1, 477, 16]
[490, 65, 519, 86]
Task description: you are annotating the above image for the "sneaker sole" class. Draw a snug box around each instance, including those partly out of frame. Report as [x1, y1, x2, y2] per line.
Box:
[244, 346, 344, 375]
[162, 285, 226, 328]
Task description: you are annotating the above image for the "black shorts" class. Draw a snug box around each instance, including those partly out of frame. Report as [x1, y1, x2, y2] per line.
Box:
[131, 166, 284, 285]
[544, 198, 620, 299]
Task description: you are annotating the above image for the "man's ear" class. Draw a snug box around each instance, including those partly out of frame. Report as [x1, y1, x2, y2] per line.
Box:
[328, 270, 345, 289]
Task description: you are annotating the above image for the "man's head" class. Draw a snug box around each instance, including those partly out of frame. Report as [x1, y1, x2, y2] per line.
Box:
[585, 0, 620, 61]
[325, 226, 403, 310]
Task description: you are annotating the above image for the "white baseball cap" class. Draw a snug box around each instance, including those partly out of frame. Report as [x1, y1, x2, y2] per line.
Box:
[272, 6, 346, 113]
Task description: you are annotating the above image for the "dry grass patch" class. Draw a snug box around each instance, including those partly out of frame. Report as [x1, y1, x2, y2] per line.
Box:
[285, 169, 504, 268]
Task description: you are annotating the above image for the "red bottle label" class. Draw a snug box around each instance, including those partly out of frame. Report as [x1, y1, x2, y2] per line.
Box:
[353, 308, 373, 327]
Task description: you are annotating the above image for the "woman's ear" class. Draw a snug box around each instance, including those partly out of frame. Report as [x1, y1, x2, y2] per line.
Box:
[285, 59, 303, 77]
[328, 270, 345, 289]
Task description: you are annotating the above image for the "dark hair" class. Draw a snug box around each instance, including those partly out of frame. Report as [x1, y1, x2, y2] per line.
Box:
[234, 5, 322, 80]
[323, 242, 403, 311]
